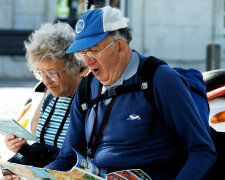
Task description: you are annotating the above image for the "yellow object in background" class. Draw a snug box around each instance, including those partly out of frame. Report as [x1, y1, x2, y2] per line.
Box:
[20, 119, 29, 128]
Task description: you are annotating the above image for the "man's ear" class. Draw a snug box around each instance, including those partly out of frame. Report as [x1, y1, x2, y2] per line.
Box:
[116, 40, 128, 58]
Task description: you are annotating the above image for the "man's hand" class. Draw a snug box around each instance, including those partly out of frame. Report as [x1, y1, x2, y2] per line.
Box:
[4, 134, 26, 153]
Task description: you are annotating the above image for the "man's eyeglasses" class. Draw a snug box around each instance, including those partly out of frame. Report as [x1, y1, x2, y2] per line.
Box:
[32, 70, 66, 81]
[74, 41, 114, 61]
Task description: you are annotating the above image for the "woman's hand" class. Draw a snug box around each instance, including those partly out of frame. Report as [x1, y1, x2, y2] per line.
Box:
[0, 175, 20, 180]
[1, 169, 20, 180]
[4, 134, 26, 153]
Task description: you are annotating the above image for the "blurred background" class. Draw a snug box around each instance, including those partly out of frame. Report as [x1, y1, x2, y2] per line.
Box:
[0, 0, 224, 118]
[0, 0, 224, 81]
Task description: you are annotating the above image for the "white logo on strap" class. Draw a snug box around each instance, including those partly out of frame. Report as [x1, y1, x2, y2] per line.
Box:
[76, 19, 85, 34]
[127, 114, 141, 121]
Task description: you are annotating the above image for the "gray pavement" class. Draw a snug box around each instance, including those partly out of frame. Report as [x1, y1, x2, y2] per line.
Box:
[0, 80, 38, 120]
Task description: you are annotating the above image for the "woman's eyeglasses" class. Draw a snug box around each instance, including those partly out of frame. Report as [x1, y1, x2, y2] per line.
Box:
[32, 70, 66, 81]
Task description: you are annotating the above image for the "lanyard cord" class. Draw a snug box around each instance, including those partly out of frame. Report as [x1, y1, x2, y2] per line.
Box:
[87, 84, 117, 159]
[87, 84, 102, 149]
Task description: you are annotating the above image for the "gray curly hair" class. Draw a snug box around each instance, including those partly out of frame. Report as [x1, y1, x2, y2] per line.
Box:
[25, 22, 85, 73]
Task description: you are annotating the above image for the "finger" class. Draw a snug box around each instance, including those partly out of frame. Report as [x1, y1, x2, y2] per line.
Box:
[6, 140, 26, 153]
[6, 138, 25, 149]
[9, 140, 26, 149]
[5, 134, 16, 143]
[1, 175, 13, 180]
[7, 138, 25, 146]
[4, 176, 20, 180]
[14, 177, 20, 180]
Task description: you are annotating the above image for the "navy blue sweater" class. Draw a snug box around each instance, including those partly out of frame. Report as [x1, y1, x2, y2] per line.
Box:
[46, 54, 216, 180]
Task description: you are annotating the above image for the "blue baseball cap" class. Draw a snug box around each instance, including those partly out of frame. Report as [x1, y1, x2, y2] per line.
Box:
[66, 6, 129, 53]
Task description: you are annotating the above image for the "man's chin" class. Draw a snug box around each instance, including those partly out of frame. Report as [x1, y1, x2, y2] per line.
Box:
[97, 77, 107, 85]
[99, 80, 112, 86]
[95, 75, 113, 86]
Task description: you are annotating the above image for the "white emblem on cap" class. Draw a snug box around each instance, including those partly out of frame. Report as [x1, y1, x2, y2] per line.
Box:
[76, 19, 85, 34]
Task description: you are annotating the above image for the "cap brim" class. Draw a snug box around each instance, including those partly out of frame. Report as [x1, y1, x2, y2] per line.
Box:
[66, 32, 110, 53]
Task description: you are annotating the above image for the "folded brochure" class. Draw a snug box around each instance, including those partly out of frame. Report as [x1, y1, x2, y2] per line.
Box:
[0, 151, 151, 180]
[0, 119, 37, 141]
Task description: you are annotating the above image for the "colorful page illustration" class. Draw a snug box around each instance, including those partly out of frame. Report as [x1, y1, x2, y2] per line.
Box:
[75, 150, 107, 178]
[0, 160, 104, 180]
[0, 151, 151, 180]
[107, 169, 152, 180]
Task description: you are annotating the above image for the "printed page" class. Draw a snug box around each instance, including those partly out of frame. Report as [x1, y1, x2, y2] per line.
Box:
[0, 160, 105, 180]
[107, 169, 152, 180]
[75, 150, 107, 178]
[0, 119, 37, 141]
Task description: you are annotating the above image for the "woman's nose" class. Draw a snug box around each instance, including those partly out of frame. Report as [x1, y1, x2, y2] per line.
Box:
[42, 74, 53, 85]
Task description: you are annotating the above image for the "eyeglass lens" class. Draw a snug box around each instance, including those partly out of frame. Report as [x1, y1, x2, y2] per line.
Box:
[33, 71, 61, 81]
[75, 41, 114, 61]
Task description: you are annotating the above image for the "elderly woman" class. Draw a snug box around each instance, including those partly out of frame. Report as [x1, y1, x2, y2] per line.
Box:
[1, 22, 85, 179]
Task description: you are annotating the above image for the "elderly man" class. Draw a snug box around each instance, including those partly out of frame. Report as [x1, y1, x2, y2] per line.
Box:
[46, 6, 216, 180]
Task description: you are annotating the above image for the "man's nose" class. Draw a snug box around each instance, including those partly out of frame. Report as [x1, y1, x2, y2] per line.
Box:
[83, 55, 96, 66]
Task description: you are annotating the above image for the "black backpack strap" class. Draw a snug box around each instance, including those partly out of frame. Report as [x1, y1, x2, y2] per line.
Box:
[78, 73, 94, 115]
[81, 84, 146, 110]
[54, 95, 74, 147]
[140, 56, 167, 134]
[40, 97, 59, 145]
[42, 93, 54, 113]
[140, 56, 167, 105]
[78, 72, 149, 113]
[78, 57, 167, 116]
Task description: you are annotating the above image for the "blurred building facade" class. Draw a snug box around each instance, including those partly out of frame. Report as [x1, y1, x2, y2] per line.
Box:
[0, 0, 224, 80]
[0, 0, 57, 80]
[129, 0, 224, 71]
